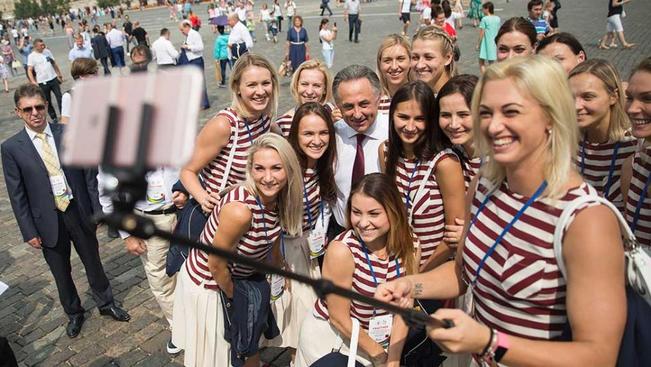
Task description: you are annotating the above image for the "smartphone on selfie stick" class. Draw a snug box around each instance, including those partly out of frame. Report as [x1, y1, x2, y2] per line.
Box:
[61, 68, 453, 332]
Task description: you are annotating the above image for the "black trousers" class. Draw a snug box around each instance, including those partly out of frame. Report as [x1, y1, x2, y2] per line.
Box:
[348, 14, 360, 42]
[41, 201, 114, 317]
[320, 3, 333, 16]
[39, 78, 63, 121]
[98, 56, 111, 75]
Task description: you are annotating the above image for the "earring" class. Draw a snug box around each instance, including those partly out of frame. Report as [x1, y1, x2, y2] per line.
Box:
[546, 128, 552, 134]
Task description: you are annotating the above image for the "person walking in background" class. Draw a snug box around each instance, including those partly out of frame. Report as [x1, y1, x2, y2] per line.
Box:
[319, 18, 337, 69]
[151, 28, 179, 68]
[18, 36, 33, 78]
[227, 13, 253, 61]
[399, 0, 412, 36]
[1, 40, 16, 77]
[477, 1, 500, 73]
[179, 20, 210, 110]
[213, 26, 230, 87]
[467, 0, 482, 27]
[106, 22, 126, 73]
[0, 56, 9, 93]
[91, 25, 111, 75]
[122, 15, 134, 52]
[598, 0, 635, 49]
[286, 15, 309, 72]
[344, 0, 361, 43]
[260, 3, 274, 41]
[273, 0, 284, 33]
[131, 21, 149, 47]
[320, 0, 333, 17]
[68, 33, 93, 62]
[27, 39, 64, 123]
[285, 0, 297, 29]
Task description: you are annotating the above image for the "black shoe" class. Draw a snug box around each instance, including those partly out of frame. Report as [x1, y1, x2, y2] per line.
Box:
[99, 304, 131, 322]
[107, 227, 120, 239]
[66, 314, 85, 338]
[167, 339, 182, 354]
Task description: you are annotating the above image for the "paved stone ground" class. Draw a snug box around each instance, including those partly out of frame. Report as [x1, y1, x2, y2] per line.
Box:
[0, 0, 649, 366]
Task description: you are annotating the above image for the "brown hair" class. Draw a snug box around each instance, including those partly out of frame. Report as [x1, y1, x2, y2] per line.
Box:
[288, 102, 337, 203]
[376, 34, 411, 97]
[70, 57, 98, 80]
[347, 173, 417, 275]
[496, 17, 537, 48]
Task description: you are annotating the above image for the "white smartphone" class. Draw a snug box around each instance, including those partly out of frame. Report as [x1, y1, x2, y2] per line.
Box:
[61, 67, 203, 169]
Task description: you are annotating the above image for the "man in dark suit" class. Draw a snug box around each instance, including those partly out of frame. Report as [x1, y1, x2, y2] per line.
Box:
[1, 84, 130, 338]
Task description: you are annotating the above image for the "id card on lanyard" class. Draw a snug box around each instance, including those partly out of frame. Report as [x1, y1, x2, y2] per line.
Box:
[361, 239, 401, 348]
[304, 184, 327, 258]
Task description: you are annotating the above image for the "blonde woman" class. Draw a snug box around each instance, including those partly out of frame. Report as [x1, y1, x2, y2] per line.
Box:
[376, 56, 626, 366]
[275, 59, 338, 137]
[569, 59, 637, 212]
[376, 34, 411, 115]
[180, 53, 279, 216]
[173, 133, 304, 367]
[411, 26, 455, 95]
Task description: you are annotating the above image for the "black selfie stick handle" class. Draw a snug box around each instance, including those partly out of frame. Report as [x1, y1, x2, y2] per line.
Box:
[101, 212, 455, 330]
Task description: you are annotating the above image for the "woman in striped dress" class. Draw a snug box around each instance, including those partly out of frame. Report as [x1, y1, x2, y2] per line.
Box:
[376, 34, 411, 117]
[381, 80, 465, 272]
[265, 103, 337, 354]
[296, 173, 417, 367]
[172, 134, 304, 367]
[275, 59, 340, 137]
[376, 57, 626, 366]
[621, 57, 651, 246]
[569, 59, 637, 212]
[180, 54, 279, 215]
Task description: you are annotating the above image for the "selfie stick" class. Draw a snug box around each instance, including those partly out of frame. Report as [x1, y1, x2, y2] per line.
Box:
[99, 91, 453, 331]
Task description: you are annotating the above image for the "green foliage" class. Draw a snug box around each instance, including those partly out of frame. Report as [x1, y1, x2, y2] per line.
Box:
[14, 0, 71, 18]
[97, 0, 122, 8]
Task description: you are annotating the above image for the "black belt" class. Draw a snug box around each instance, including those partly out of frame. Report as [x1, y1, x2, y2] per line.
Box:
[136, 206, 177, 215]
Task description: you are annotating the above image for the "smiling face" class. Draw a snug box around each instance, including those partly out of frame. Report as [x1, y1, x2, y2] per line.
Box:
[478, 78, 551, 170]
[297, 68, 326, 104]
[538, 42, 585, 74]
[16, 95, 48, 133]
[439, 92, 473, 148]
[626, 70, 651, 139]
[238, 65, 274, 116]
[393, 99, 426, 148]
[251, 147, 288, 202]
[497, 31, 534, 61]
[350, 192, 390, 246]
[297, 113, 330, 166]
[337, 78, 380, 133]
[569, 72, 615, 133]
[411, 38, 451, 90]
[380, 44, 410, 93]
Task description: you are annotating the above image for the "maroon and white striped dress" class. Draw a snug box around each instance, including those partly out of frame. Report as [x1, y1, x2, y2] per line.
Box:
[378, 95, 391, 115]
[463, 178, 599, 340]
[200, 108, 271, 195]
[395, 149, 459, 266]
[461, 154, 481, 189]
[577, 135, 636, 211]
[302, 168, 322, 231]
[313, 230, 404, 330]
[275, 112, 294, 138]
[625, 146, 651, 247]
[185, 186, 281, 289]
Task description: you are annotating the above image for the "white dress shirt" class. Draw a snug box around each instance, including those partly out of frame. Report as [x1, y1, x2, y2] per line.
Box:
[106, 28, 125, 48]
[332, 113, 389, 226]
[151, 36, 179, 65]
[25, 123, 74, 201]
[184, 28, 204, 61]
[98, 167, 179, 239]
[228, 21, 253, 49]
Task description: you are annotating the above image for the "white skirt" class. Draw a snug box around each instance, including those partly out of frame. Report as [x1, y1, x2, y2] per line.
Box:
[264, 234, 320, 348]
[172, 267, 230, 367]
[295, 311, 373, 367]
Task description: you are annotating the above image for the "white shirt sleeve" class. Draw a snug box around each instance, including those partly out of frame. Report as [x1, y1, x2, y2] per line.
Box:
[167, 40, 179, 59]
[61, 92, 72, 118]
[187, 30, 204, 53]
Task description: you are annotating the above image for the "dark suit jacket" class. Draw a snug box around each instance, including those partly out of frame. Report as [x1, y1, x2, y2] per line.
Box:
[1, 123, 102, 247]
[91, 33, 110, 59]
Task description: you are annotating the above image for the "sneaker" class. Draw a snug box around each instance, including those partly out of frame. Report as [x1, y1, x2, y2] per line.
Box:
[167, 339, 182, 355]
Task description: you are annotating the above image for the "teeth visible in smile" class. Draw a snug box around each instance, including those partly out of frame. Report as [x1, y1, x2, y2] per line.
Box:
[633, 119, 651, 126]
[493, 137, 514, 146]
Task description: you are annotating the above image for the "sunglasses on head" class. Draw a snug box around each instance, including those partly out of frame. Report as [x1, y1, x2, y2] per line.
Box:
[18, 104, 46, 114]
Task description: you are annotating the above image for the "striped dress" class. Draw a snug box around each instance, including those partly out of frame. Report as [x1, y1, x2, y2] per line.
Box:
[395, 149, 459, 266]
[302, 168, 322, 231]
[577, 135, 636, 211]
[625, 145, 651, 247]
[313, 230, 404, 330]
[200, 108, 271, 195]
[185, 185, 281, 289]
[463, 178, 598, 340]
[460, 152, 481, 189]
[378, 95, 391, 115]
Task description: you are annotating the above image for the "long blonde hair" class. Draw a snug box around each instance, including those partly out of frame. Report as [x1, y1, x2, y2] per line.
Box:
[230, 53, 280, 120]
[472, 56, 578, 198]
[289, 59, 333, 104]
[569, 59, 630, 142]
[376, 34, 411, 96]
[244, 133, 304, 236]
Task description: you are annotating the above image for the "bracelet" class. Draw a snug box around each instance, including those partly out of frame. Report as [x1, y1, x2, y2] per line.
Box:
[479, 327, 494, 357]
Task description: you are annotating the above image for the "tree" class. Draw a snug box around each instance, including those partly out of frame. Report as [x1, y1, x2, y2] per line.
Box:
[14, 0, 71, 18]
[97, 0, 121, 8]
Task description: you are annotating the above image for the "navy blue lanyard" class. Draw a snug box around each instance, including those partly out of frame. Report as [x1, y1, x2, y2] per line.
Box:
[631, 170, 651, 232]
[360, 238, 401, 316]
[404, 160, 419, 212]
[580, 139, 621, 197]
[303, 183, 324, 229]
[469, 180, 548, 286]
[256, 196, 285, 260]
[243, 118, 254, 141]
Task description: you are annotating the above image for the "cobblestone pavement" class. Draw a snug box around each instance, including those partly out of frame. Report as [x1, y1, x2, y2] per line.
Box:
[0, 0, 649, 366]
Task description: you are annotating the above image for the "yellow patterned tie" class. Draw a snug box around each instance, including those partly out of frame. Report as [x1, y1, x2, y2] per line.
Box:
[36, 132, 70, 212]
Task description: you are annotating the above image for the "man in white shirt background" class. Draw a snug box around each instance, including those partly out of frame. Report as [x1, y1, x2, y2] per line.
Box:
[399, 0, 412, 36]
[227, 13, 253, 61]
[151, 28, 179, 68]
[27, 39, 64, 123]
[68, 33, 93, 61]
[105, 23, 126, 73]
[344, 0, 361, 43]
[328, 64, 388, 240]
[178, 20, 209, 110]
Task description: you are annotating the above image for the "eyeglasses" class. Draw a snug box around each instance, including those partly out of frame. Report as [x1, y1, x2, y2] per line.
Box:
[18, 104, 46, 114]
